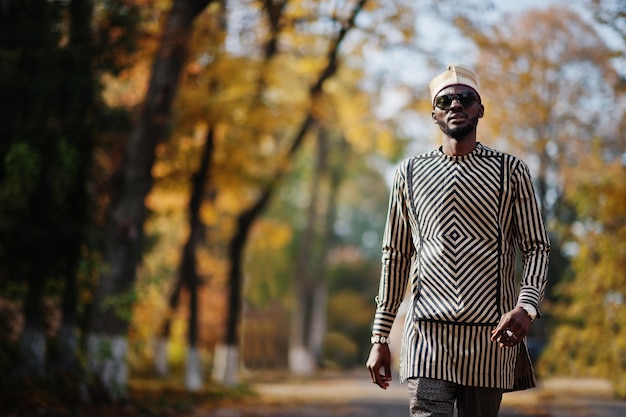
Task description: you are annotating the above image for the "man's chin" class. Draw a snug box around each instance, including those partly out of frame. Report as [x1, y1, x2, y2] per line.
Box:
[447, 126, 474, 139]
[449, 129, 473, 139]
[441, 117, 479, 139]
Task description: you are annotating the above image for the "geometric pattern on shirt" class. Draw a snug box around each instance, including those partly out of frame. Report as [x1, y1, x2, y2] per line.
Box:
[408, 153, 504, 325]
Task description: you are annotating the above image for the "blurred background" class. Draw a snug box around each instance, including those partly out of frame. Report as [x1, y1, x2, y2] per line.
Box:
[0, 0, 624, 409]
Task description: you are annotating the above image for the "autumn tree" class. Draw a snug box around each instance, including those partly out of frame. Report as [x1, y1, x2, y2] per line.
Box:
[86, 0, 219, 400]
[537, 0, 626, 397]
[588, 0, 626, 43]
[134, 0, 410, 384]
[539, 152, 626, 397]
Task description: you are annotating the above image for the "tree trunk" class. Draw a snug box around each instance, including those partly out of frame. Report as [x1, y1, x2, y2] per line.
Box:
[17, 302, 46, 378]
[154, 270, 182, 377]
[154, 337, 169, 377]
[289, 124, 323, 375]
[289, 126, 339, 372]
[86, 0, 214, 401]
[212, 343, 239, 386]
[52, 264, 80, 374]
[50, 0, 96, 377]
[219, 0, 367, 385]
[219, 186, 274, 386]
[220, 114, 315, 386]
[307, 129, 342, 364]
[86, 334, 128, 400]
[183, 126, 214, 390]
[155, 127, 214, 384]
[184, 346, 203, 390]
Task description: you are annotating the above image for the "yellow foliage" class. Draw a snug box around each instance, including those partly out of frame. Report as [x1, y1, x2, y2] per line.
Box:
[250, 220, 293, 250]
[327, 290, 375, 329]
[245, 220, 293, 306]
[145, 188, 187, 213]
[118, 0, 417, 375]
[539, 156, 626, 397]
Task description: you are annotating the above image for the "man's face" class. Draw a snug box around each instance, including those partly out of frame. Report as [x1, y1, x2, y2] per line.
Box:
[431, 85, 484, 140]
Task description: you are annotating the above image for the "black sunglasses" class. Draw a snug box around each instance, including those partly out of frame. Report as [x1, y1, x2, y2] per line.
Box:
[434, 91, 479, 110]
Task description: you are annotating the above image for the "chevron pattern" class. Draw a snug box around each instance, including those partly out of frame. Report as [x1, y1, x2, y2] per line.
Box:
[372, 143, 551, 389]
[408, 152, 503, 325]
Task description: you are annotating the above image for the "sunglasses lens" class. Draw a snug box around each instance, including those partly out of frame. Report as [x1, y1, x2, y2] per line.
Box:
[435, 92, 477, 110]
[459, 92, 477, 106]
[435, 95, 453, 109]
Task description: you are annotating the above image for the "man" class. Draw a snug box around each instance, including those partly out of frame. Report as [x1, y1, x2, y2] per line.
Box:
[366, 63, 550, 417]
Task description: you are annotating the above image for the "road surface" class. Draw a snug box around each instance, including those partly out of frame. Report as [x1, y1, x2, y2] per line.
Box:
[193, 371, 626, 417]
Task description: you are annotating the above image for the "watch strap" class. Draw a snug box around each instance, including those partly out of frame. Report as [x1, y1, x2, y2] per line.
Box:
[371, 335, 390, 344]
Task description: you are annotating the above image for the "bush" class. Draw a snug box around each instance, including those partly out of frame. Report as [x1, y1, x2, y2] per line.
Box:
[323, 331, 358, 368]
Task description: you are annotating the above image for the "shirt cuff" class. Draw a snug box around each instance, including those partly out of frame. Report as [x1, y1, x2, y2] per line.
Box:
[372, 310, 396, 337]
[517, 286, 541, 308]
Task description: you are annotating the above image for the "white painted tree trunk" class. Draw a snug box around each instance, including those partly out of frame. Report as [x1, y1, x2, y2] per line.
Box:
[185, 346, 203, 391]
[288, 345, 315, 376]
[19, 327, 46, 376]
[308, 283, 328, 364]
[212, 344, 239, 387]
[154, 337, 169, 377]
[86, 333, 128, 401]
[288, 287, 315, 376]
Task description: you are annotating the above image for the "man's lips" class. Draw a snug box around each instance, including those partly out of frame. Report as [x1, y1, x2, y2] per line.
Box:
[447, 112, 468, 122]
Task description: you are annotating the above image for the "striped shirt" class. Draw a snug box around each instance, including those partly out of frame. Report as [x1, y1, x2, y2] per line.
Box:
[373, 143, 550, 389]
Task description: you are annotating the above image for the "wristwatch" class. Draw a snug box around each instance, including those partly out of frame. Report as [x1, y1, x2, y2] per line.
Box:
[517, 303, 538, 321]
[371, 335, 390, 344]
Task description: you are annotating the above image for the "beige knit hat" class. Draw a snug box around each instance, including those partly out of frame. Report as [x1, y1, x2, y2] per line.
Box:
[429, 63, 480, 104]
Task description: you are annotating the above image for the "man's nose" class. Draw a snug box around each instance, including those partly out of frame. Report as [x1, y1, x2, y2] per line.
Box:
[449, 97, 463, 109]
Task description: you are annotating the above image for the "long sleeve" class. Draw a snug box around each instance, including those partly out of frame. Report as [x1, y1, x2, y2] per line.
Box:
[385, 144, 550, 388]
[513, 162, 551, 309]
[372, 162, 415, 337]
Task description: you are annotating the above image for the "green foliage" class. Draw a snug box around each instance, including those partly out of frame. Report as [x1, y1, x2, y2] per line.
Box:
[326, 289, 376, 367]
[0, 143, 42, 212]
[245, 221, 293, 306]
[0, 0, 66, 284]
[51, 140, 79, 205]
[323, 331, 359, 368]
[0, 0, 142, 385]
[102, 289, 139, 323]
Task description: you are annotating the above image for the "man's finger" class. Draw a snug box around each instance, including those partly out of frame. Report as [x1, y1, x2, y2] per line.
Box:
[375, 371, 390, 389]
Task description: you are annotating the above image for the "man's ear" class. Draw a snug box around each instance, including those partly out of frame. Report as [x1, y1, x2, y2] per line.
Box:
[431, 111, 436, 122]
[478, 104, 485, 118]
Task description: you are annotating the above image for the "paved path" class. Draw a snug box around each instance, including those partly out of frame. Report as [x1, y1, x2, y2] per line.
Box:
[195, 371, 626, 417]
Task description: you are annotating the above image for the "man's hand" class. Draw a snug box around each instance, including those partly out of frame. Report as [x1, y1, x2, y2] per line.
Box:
[491, 306, 532, 348]
[366, 342, 392, 389]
